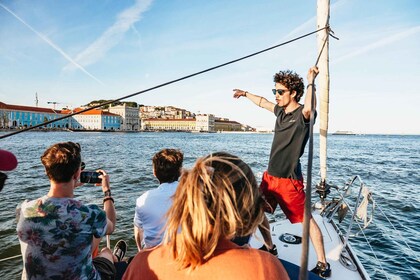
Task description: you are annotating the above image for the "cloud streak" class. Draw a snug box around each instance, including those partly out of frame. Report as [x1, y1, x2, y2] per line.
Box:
[64, 0, 153, 71]
[333, 25, 420, 64]
[281, 0, 348, 40]
[0, 3, 105, 85]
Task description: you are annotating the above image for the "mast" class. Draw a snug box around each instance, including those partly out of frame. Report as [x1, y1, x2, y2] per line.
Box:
[317, 0, 330, 186]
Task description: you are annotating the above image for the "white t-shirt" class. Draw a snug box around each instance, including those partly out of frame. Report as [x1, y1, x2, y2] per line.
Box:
[133, 181, 178, 248]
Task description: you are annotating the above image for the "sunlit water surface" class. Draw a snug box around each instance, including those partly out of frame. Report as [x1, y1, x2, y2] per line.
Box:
[0, 132, 419, 279]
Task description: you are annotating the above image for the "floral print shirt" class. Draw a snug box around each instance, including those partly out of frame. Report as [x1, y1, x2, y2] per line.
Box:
[16, 196, 107, 280]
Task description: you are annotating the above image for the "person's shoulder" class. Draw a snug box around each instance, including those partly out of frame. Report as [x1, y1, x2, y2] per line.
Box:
[234, 247, 280, 264]
[274, 104, 285, 116]
[19, 195, 47, 208]
[136, 189, 152, 204]
[126, 245, 167, 272]
[247, 249, 289, 278]
[124, 249, 152, 280]
[160, 181, 179, 193]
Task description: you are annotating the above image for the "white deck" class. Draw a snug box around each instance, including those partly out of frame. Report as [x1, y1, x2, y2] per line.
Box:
[249, 210, 370, 280]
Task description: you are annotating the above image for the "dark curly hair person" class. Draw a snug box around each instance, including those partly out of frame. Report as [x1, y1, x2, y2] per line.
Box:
[232, 66, 332, 278]
[274, 70, 305, 102]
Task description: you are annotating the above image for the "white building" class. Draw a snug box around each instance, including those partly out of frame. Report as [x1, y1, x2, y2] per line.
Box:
[196, 114, 215, 132]
[69, 108, 120, 130]
[109, 104, 140, 131]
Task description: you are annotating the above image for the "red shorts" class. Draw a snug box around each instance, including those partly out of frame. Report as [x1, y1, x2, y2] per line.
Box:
[260, 171, 309, 224]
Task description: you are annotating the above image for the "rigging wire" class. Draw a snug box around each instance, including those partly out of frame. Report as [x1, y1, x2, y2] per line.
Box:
[376, 203, 420, 262]
[346, 203, 391, 280]
[0, 26, 329, 140]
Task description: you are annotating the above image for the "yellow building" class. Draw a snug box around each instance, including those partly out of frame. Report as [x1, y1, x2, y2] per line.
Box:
[142, 118, 196, 131]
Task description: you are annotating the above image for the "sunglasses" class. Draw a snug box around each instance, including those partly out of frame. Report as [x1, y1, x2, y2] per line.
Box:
[81, 162, 86, 170]
[272, 89, 289, 96]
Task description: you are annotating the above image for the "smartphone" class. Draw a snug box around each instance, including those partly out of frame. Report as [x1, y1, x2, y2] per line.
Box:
[80, 171, 102, 184]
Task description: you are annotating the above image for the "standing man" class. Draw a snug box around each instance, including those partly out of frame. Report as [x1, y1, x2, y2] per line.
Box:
[16, 142, 117, 280]
[233, 66, 331, 278]
[134, 149, 183, 251]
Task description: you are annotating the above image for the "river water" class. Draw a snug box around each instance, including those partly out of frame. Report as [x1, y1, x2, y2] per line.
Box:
[0, 132, 419, 279]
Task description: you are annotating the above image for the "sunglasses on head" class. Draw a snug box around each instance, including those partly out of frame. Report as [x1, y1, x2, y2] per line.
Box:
[272, 89, 289, 96]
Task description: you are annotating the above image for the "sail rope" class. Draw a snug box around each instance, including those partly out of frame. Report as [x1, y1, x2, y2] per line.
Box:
[0, 26, 329, 140]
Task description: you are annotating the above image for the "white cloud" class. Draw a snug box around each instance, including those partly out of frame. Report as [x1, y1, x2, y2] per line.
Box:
[333, 25, 420, 64]
[281, 0, 348, 40]
[0, 3, 104, 85]
[63, 0, 153, 71]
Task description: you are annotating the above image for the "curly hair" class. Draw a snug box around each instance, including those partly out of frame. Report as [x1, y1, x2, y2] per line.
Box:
[273, 70, 305, 102]
[163, 152, 264, 270]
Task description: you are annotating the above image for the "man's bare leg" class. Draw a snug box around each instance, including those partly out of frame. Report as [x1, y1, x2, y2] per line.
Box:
[309, 217, 327, 263]
[258, 214, 274, 249]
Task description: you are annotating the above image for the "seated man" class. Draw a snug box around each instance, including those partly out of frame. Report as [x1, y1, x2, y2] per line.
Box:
[16, 142, 117, 280]
[134, 149, 183, 251]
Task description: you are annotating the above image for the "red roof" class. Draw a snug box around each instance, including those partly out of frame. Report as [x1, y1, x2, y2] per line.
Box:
[0, 102, 118, 117]
[0, 102, 62, 114]
[57, 107, 119, 116]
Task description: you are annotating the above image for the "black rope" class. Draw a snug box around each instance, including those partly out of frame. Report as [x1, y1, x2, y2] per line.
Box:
[0, 26, 329, 140]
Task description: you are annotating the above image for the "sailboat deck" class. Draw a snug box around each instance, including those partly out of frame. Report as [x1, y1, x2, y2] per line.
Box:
[249, 211, 370, 280]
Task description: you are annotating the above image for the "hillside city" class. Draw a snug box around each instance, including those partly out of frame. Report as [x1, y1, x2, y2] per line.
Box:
[0, 101, 256, 133]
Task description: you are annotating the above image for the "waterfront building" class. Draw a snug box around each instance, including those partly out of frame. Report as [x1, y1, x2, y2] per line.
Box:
[140, 105, 195, 120]
[214, 119, 243, 132]
[142, 118, 196, 131]
[0, 102, 68, 128]
[108, 104, 140, 131]
[65, 108, 120, 130]
[1, 101, 252, 133]
[196, 114, 215, 132]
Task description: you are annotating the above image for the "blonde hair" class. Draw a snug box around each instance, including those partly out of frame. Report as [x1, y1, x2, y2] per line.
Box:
[163, 152, 264, 270]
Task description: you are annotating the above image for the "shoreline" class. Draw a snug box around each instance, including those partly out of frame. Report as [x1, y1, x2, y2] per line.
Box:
[0, 128, 418, 136]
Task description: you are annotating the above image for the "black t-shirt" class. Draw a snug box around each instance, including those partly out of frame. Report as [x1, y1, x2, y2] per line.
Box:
[267, 104, 315, 179]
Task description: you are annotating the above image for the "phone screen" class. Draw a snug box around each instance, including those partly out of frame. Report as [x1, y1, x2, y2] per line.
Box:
[80, 171, 102, 184]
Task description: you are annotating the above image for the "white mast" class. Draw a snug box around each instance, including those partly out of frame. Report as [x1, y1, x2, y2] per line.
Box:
[317, 0, 330, 185]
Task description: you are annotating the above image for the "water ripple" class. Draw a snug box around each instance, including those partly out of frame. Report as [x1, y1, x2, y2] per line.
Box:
[0, 132, 419, 279]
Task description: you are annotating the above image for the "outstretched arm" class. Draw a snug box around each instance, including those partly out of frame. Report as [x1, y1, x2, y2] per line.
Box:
[233, 89, 276, 113]
[302, 66, 319, 120]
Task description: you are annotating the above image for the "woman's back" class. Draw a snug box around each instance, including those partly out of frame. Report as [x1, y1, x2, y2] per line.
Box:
[123, 152, 290, 280]
[123, 239, 288, 280]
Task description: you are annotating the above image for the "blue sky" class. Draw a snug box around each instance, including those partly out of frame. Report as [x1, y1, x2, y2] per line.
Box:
[0, 0, 419, 134]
